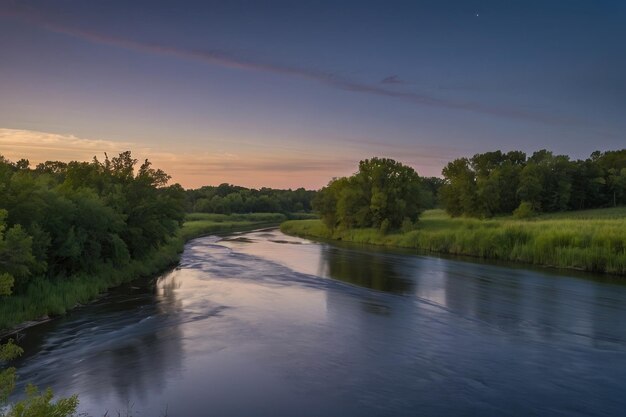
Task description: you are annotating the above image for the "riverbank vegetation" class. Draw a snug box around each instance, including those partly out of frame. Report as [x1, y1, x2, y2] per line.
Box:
[0, 152, 186, 330]
[441, 149, 626, 218]
[0, 151, 186, 415]
[0, 155, 287, 332]
[281, 208, 626, 275]
[0, 153, 288, 415]
[282, 152, 626, 275]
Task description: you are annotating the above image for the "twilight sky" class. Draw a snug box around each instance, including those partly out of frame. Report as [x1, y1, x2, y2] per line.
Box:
[1, 0, 625, 189]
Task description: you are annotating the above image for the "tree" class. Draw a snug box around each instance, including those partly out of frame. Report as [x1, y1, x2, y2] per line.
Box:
[0, 210, 36, 292]
[314, 158, 423, 231]
[441, 158, 478, 217]
[439, 148, 626, 217]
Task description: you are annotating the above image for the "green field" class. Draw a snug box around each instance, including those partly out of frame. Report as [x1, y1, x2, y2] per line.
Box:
[281, 208, 626, 275]
[1, 213, 284, 331]
[181, 212, 286, 240]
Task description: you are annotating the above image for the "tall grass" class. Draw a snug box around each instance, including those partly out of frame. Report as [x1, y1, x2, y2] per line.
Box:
[184, 212, 286, 222]
[281, 208, 626, 275]
[1, 213, 285, 331]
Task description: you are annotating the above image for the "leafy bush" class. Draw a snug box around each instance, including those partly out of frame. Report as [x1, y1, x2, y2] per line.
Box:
[513, 201, 535, 219]
[1, 337, 77, 417]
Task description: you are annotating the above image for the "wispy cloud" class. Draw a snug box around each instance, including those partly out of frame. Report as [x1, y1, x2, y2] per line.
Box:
[0, 128, 134, 156]
[0, 6, 577, 126]
[381, 75, 407, 85]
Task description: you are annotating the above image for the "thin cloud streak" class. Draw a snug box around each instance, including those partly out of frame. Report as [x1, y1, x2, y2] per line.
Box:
[0, 7, 577, 126]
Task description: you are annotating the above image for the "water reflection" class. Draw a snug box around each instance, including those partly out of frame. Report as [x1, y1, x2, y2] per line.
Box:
[10, 229, 626, 416]
[14, 272, 186, 413]
[222, 229, 626, 349]
[321, 246, 415, 294]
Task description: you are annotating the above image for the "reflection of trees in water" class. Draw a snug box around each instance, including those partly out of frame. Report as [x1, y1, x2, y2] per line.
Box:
[103, 271, 185, 404]
[156, 271, 184, 315]
[15, 271, 185, 408]
[320, 243, 626, 349]
[320, 246, 414, 294]
[476, 274, 522, 328]
[443, 265, 565, 338]
[590, 283, 626, 348]
[442, 263, 626, 347]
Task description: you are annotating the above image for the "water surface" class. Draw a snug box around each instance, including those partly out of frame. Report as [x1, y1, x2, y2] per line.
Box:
[12, 229, 626, 416]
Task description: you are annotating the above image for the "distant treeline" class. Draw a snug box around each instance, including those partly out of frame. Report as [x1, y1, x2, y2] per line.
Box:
[0, 152, 185, 296]
[185, 183, 317, 214]
[441, 149, 626, 218]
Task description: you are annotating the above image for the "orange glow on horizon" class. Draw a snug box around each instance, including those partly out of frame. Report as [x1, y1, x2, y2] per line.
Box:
[0, 128, 447, 189]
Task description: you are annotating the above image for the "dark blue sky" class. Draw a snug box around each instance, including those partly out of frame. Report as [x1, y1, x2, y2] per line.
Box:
[1, 0, 624, 187]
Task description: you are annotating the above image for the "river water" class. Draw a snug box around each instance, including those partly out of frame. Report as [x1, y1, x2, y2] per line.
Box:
[10, 229, 626, 416]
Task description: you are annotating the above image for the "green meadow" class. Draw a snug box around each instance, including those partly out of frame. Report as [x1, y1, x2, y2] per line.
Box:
[281, 208, 626, 275]
[181, 212, 287, 240]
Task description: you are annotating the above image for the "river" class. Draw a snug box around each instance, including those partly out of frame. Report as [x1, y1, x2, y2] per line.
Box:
[10, 228, 626, 416]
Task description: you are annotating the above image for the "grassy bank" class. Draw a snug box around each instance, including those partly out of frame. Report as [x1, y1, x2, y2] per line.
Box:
[181, 212, 286, 240]
[1, 213, 285, 331]
[281, 208, 626, 275]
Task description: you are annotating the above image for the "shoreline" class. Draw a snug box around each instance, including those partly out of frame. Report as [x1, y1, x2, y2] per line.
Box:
[0, 221, 282, 337]
[280, 212, 626, 277]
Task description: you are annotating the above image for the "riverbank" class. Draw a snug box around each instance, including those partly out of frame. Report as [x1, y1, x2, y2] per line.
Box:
[281, 208, 626, 276]
[0, 213, 286, 332]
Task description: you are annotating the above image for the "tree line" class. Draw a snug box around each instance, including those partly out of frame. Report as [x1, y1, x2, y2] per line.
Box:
[440, 149, 626, 218]
[185, 183, 316, 214]
[0, 151, 185, 296]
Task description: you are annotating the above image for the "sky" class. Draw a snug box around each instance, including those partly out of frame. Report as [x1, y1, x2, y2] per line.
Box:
[1, 0, 625, 189]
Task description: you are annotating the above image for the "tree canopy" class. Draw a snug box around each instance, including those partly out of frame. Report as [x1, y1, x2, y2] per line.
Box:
[313, 157, 425, 232]
[0, 152, 185, 294]
[440, 149, 626, 218]
[185, 183, 316, 215]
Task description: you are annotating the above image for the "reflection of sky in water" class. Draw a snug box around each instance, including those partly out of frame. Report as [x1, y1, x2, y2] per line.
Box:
[11, 229, 626, 416]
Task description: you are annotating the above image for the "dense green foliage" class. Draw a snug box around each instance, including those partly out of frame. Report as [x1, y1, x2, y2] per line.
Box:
[0, 237, 184, 331]
[313, 157, 426, 232]
[0, 152, 185, 296]
[186, 183, 316, 214]
[281, 208, 626, 275]
[420, 176, 445, 209]
[441, 149, 626, 218]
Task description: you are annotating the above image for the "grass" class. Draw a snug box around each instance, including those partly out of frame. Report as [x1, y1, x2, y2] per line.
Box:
[280, 208, 626, 276]
[180, 212, 286, 240]
[184, 212, 287, 222]
[1, 213, 286, 332]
